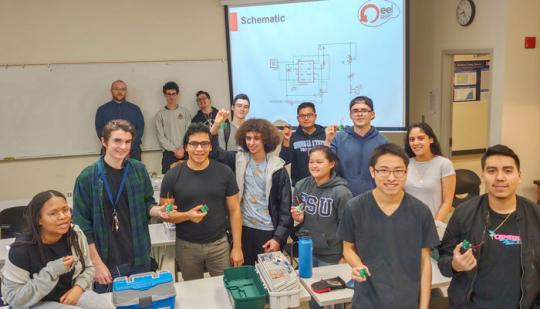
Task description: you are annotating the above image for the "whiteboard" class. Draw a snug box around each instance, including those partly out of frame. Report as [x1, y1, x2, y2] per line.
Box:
[0, 60, 230, 159]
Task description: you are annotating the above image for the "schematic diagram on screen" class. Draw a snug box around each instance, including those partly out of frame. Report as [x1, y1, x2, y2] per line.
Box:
[268, 42, 362, 105]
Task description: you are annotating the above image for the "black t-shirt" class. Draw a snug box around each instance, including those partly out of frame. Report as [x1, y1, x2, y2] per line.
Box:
[160, 160, 239, 243]
[9, 235, 75, 302]
[102, 161, 134, 267]
[191, 107, 219, 127]
[337, 191, 440, 309]
[471, 208, 521, 309]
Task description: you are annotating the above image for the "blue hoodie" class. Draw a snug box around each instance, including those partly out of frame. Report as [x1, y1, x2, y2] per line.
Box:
[330, 126, 387, 196]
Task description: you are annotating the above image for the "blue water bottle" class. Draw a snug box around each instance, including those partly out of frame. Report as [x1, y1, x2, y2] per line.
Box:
[298, 230, 313, 278]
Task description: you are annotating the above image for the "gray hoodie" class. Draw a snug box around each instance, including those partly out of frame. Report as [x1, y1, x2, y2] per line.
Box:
[294, 173, 353, 262]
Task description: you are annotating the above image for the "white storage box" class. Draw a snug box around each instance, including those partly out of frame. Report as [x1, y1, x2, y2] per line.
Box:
[255, 263, 300, 309]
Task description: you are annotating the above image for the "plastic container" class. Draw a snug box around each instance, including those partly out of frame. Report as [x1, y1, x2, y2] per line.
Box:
[223, 266, 268, 309]
[298, 233, 313, 278]
[112, 271, 176, 309]
[255, 263, 300, 309]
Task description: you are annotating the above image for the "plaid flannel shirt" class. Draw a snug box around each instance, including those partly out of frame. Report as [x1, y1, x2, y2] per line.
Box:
[72, 157, 155, 269]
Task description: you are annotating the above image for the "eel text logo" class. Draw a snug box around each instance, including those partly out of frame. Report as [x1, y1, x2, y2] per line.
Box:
[358, 0, 400, 27]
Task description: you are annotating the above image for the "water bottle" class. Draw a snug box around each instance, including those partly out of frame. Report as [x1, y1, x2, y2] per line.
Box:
[298, 230, 313, 278]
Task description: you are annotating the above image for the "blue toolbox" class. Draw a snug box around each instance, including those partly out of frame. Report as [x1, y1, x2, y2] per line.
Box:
[112, 271, 176, 308]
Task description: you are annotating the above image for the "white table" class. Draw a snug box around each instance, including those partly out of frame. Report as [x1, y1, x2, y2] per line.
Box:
[299, 259, 451, 307]
[99, 274, 311, 308]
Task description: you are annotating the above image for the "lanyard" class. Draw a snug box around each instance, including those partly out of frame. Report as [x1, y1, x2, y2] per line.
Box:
[98, 158, 129, 231]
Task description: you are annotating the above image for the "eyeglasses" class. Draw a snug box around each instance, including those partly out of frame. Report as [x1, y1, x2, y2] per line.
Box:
[298, 113, 315, 119]
[374, 168, 407, 178]
[46, 208, 72, 220]
[351, 109, 372, 115]
[165, 92, 178, 96]
[187, 141, 211, 149]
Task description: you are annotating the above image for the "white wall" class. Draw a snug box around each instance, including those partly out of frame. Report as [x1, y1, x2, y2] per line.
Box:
[410, 0, 539, 200]
[500, 1, 540, 199]
[0, 0, 228, 200]
[1, 0, 539, 202]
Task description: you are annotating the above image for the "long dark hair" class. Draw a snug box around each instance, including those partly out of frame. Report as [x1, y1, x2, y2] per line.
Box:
[308, 145, 342, 177]
[12, 190, 85, 270]
[404, 122, 443, 158]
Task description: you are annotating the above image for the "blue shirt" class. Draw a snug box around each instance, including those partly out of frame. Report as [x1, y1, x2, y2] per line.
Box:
[95, 100, 145, 151]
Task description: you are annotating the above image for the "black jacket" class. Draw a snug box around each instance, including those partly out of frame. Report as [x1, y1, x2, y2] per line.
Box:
[279, 124, 326, 185]
[438, 194, 540, 308]
[210, 146, 292, 245]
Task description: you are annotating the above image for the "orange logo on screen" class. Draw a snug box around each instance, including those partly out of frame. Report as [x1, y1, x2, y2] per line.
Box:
[229, 12, 238, 32]
[358, 0, 400, 27]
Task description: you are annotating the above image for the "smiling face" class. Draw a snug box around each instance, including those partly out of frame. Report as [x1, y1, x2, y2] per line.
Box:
[196, 93, 211, 111]
[308, 150, 335, 181]
[102, 129, 132, 162]
[349, 101, 374, 128]
[39, 196, 71, 240]
[482, 155, 521, 201]
[297, 106, 316, 130]
[408, 127, 434, 158]
[370, 153, 407, 197]
[245, 131, 265, 156]
[231, 98, 250, 120]
[185, 132, 212, 165]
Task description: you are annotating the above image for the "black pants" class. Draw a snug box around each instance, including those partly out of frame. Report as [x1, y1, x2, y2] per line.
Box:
[242, 226, 275, 265]
[162, 150, 180, 174]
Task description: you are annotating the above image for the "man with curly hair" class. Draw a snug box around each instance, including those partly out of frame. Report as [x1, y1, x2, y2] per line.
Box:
[212, 113, 292, 265]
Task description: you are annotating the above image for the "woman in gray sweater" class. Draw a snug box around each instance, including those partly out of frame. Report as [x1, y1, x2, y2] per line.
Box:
[291, 146, 353, 265]
[1, 190, 113, 308]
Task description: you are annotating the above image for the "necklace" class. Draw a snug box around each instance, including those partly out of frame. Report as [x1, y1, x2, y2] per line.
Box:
[413, 161, 429, 185]
[490, 211, 514, 233]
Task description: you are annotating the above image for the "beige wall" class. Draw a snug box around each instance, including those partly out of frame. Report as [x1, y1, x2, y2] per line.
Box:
[500, 1, 540, 199]
[409, 0, 540, 201]
[0, 0, 227, 201]
[1, 0, 539, 202]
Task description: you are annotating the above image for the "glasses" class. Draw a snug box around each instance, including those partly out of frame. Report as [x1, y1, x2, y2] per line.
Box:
[374, 168, 407, 178]
[351, 109, 372, 115]
[187, 141, 211, 149]
[298, 113, 315, 119]
[165, 92, 178, 96]
[46, 208, 72, 220]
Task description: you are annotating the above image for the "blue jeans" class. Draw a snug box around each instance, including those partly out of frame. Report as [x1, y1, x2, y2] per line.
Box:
[309, 256, 344, 309]
[93, 263, 150, 293]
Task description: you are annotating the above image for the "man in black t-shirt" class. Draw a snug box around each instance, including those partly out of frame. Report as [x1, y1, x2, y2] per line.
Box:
[438, 145, 540, 308]
[160, 123, 243, 281]
[337, 143, 439, 309]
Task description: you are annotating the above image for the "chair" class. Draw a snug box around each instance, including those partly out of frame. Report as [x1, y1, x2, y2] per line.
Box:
[453, 169, 481, 207]
[0, 206, 27, 239]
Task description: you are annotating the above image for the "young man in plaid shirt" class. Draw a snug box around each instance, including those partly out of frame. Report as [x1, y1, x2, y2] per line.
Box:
[73, 119, 167, 293]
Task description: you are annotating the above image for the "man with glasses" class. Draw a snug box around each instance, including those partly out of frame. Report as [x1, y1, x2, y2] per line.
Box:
[154, 81, 192, 173]
[338, 143, 439, 309]
[191, 90, 219, 127]
[95, 80, 145, 161]
[280, 102, 326, 185]
[438, 145, 540, 308]
[325, 96, 387, 196]
[159, 123, 244, 280]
